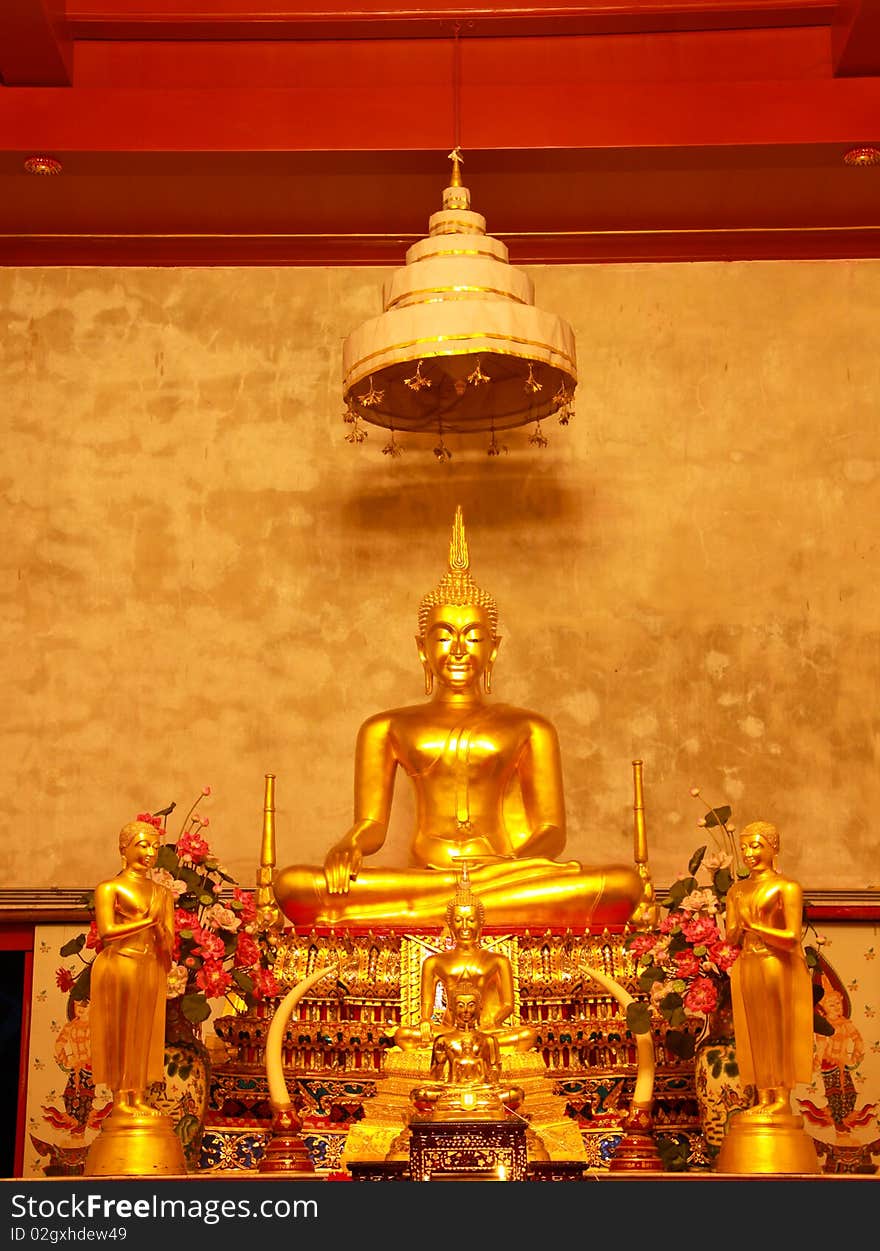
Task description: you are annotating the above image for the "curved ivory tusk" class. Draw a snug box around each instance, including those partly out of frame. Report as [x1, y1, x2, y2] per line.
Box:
[582, 963, 655, 1107]
[265, 964, 338, 1111]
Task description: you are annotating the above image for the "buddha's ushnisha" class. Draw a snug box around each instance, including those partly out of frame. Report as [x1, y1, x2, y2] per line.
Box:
[274, 507, 644, 928]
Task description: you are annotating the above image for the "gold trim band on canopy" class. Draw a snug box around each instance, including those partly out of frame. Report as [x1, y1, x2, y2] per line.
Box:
[384, 284, 529, 310]
[344, 339, 577, 394]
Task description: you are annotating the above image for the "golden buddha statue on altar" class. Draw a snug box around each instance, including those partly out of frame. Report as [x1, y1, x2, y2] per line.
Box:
[410, 980, 526, 1123]
[274, 506, 648, 930]
[394, 866, 535, 1052]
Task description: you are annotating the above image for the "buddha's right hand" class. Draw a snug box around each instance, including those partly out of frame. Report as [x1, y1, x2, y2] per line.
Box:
[323, 840, 363, 895]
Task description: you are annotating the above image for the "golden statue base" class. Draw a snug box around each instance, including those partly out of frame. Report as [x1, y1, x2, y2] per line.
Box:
[715, 1110, 821, 1175]
[84, 1111, 186, 1177]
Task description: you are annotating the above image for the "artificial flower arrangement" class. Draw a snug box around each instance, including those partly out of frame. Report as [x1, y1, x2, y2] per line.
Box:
[624, 788, 830, 1061]
[58, 788, 281, 1026]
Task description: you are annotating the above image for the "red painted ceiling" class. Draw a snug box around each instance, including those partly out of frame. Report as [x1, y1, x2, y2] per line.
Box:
[1, 1, 879, 263]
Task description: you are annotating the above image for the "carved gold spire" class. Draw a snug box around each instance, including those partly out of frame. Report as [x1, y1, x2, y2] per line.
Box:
[629, 759, 659, 931]
[417, 506, 498, 635]
[255, 773, 283, 932]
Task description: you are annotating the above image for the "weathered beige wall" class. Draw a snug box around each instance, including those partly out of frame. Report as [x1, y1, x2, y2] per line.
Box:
[2, 261, 878, 896]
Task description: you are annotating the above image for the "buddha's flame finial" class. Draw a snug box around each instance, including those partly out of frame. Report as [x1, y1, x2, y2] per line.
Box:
[449, 503, 469, 573]
[448, 146, 464, 188]
[417, 507, 498, 636]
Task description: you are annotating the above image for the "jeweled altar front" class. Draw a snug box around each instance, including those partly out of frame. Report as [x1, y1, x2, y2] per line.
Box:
[202, 927, 704, 1176]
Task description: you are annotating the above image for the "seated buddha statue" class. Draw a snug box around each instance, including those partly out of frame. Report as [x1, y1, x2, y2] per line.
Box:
[393, 872, 536, 1052]
[410, 981, 525, 1122]
[274, 506, 645, 930]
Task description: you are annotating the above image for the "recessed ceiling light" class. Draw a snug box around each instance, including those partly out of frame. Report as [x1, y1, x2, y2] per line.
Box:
[843, 147, 880, 167]
[23, 155, 63, 176]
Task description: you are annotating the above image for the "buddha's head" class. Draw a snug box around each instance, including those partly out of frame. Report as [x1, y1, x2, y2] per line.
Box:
[739, 820, 779, 871]
[446, 898, 484, 944]
[450, 980, 481, 1028]
[118, 818, 162, 872]
[416, 506, 500, 695]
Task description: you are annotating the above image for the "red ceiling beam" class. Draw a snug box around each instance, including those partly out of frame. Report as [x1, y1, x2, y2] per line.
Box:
[832, 0, 880, 73]
[66, 1, 838, 41]
[0, 0, 72, 86]
[2, 77, 879, 151]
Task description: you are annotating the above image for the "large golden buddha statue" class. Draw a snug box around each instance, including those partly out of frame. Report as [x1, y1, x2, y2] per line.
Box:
[274, 507, 645, 929]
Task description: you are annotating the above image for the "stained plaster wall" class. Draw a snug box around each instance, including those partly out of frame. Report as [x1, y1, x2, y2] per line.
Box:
[2, 261, 878, 898]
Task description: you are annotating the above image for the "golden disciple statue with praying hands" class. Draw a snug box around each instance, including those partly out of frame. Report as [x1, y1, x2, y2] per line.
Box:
[275, 507, 645, 929]
[89, 819, 175, 1120]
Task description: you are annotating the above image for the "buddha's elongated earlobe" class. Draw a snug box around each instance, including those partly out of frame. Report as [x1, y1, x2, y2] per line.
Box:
[483, 666, 492, 694]
[416, 635, 433, 695]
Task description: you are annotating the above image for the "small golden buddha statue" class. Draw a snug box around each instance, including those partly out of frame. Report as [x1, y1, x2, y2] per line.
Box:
[394, 870, 535, 1052]
[275, 507, 644, 929]
[410, 981, 525, 1122]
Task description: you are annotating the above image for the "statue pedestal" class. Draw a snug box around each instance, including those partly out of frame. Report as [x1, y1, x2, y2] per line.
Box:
[715, 1111, 821, 1174]
[84, 1111, 187, 1177]
[409, 1117, 529, 1182]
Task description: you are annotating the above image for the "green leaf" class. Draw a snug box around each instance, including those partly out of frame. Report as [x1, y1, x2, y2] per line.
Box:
[70, 966, 92, 1002]
[232, 968, 254, 993]
[180, 992, 212, 1025]
[666, 877, 698, 909]
[664, 1029, 696, 1061]
[688, 846, 707, 876]
[804, 945, 819, 969]
[626, 1002, 653, 1035]
[156, 846, 180, 874]
[703, 805, 732, 829]
[59, 935, 86, 957]
[713, 867, 734, 896]
[813, 1011, 835, 1037]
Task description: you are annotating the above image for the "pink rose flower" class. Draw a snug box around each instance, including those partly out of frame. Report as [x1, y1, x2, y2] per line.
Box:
[195, 932, 226, 961]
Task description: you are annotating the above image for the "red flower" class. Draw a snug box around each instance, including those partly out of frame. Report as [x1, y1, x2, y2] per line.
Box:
[84, 920, 103, 952]
[174, 909, 200, 934]
[708, 940, 740, 973]
[135, 812, 163, 829]
[683, 975, 719, 1015]
[195, 932, 226, 961]
[233, 888, 257, 925]
[679, 914, 720, 946]
[673, 949, 702, 979]
[56, 967, 76, 992]
[195, 961, 232, 998]
[234, 932, 261, 968]
[176, 829, 210, 864]
[250, 966, 281, 1001]
[628, 933, 658, 958]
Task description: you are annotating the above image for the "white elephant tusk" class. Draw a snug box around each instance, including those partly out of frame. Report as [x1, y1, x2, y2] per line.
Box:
[581, 963, 655, 1107]
[265, 964, 339, 1111]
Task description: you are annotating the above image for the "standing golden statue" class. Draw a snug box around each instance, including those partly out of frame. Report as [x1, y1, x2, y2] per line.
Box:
[716, 820, 820, 1173]
[275, 507, 645, 929]
[394, 869, 535, 1052]
[84, 819, 186, 1176]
